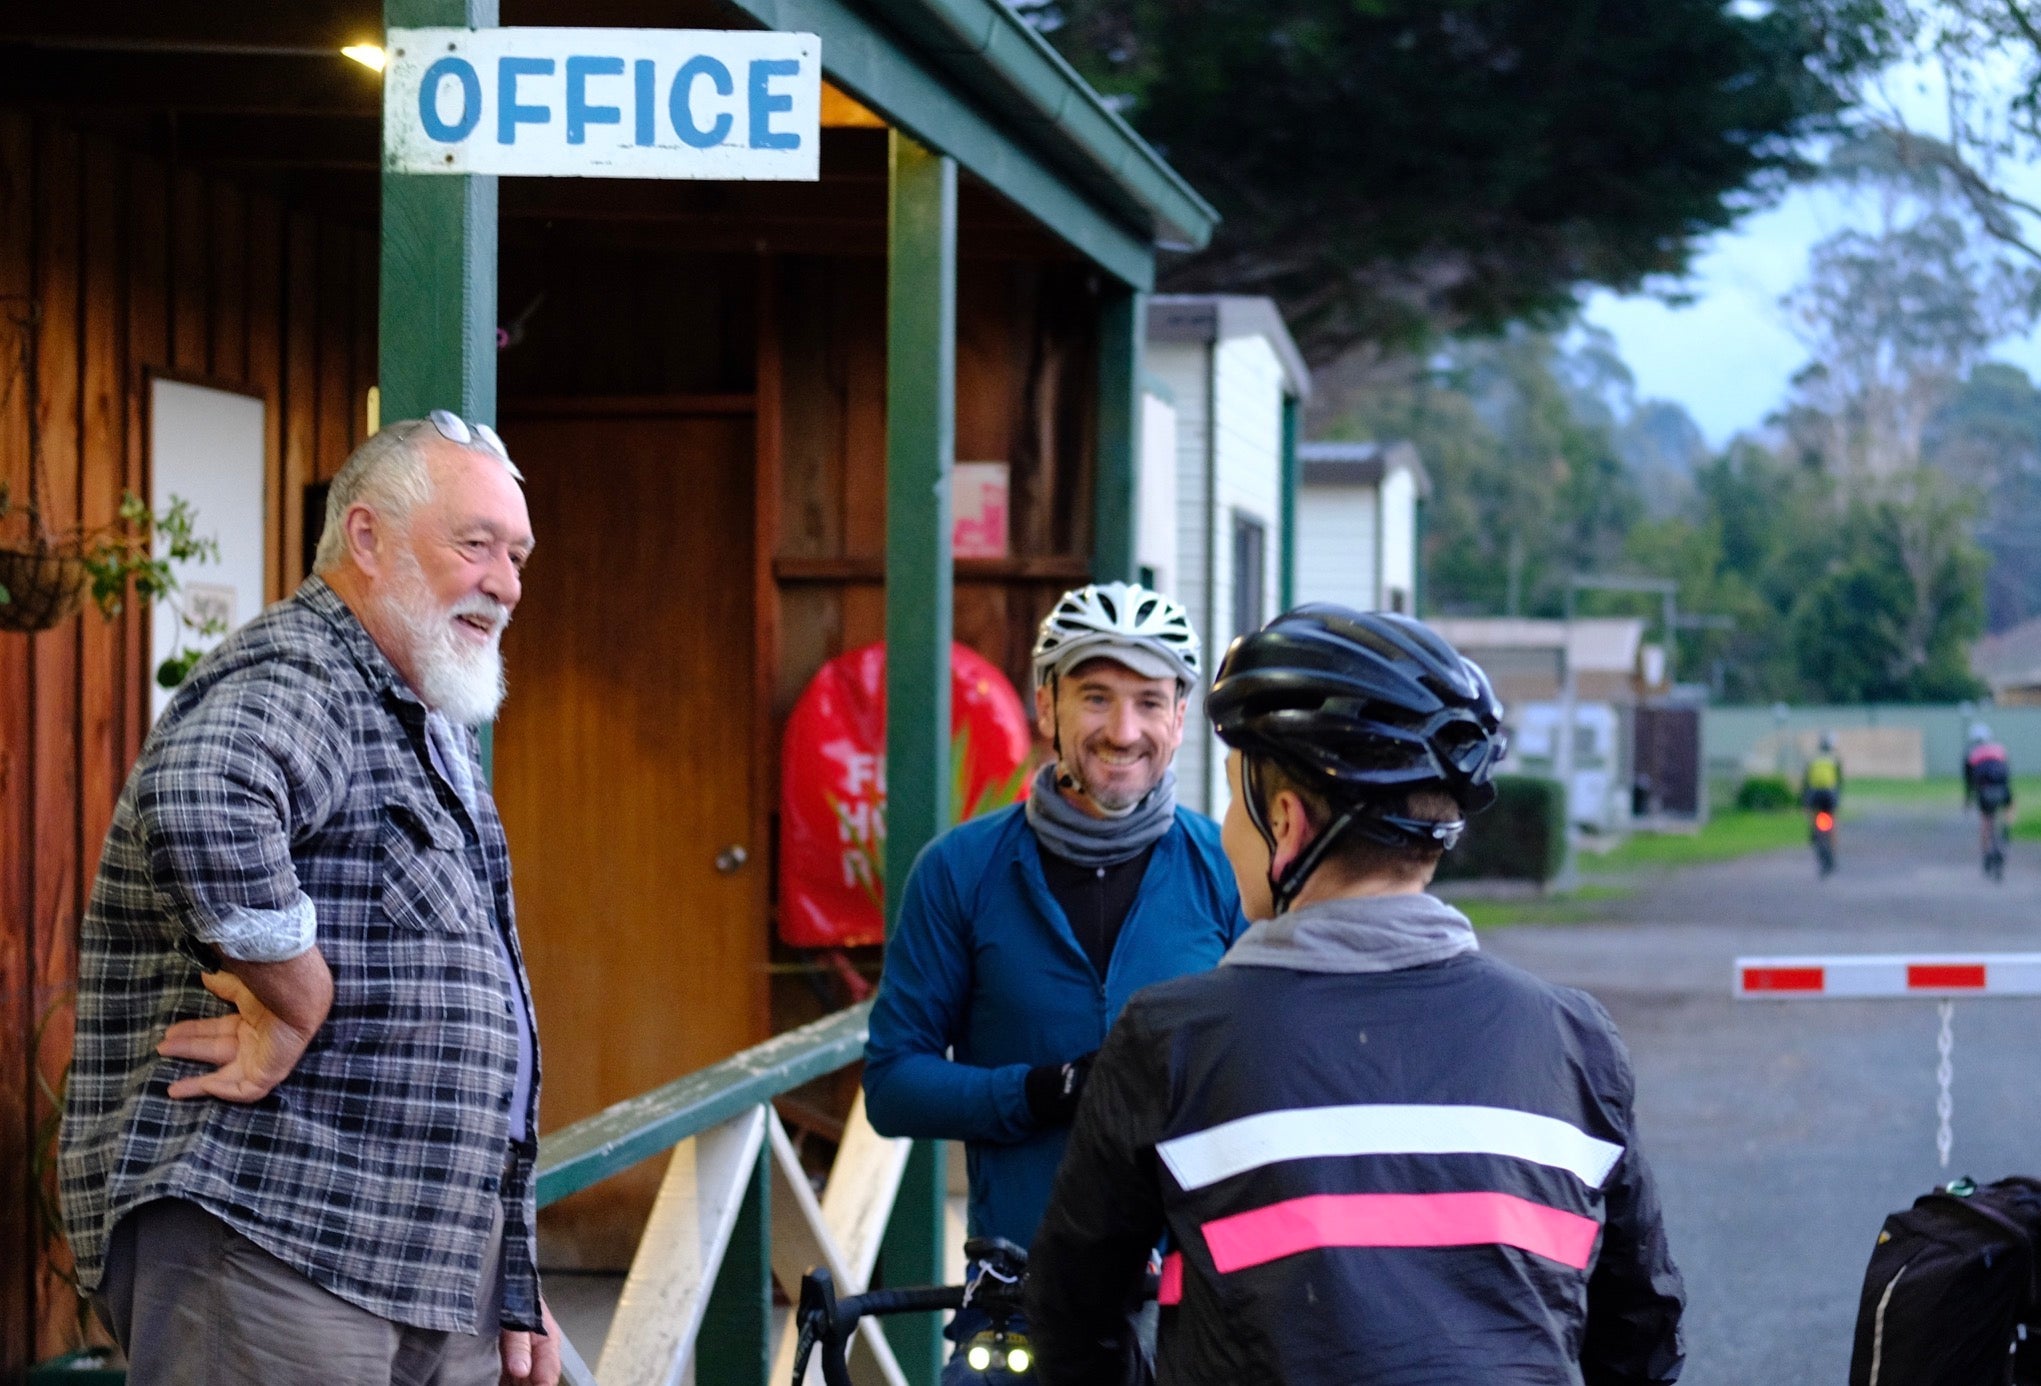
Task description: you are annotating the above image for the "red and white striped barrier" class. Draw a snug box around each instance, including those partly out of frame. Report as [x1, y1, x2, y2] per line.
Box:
[1735, 953, 2041, 999]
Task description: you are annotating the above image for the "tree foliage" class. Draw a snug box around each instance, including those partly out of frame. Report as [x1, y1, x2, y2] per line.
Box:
[1319, 325, 1991, 704]
[1321, 328, 1643, 617]
[1022, 0, 1901, 363]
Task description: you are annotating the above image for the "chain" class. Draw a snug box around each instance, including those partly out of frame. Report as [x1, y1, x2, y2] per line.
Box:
[1936, 1000, 1955, 1170]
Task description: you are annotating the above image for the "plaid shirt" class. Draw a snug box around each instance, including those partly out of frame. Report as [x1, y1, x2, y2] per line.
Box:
[60, 577, 543, 1334]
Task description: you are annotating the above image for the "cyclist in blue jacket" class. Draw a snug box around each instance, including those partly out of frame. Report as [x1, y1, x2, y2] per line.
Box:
[864, 582, 1248, 1382]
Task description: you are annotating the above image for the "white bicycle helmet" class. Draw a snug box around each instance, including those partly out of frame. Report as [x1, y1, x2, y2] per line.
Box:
[1031, 582, 1201, 690]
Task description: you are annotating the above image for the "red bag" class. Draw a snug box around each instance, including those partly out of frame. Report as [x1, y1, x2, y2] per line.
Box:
[778, 642, 1033, 948]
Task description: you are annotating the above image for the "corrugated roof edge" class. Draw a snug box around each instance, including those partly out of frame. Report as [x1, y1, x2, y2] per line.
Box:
[1300, 439, 1432, 498]
[860, 0, 1219, 250]
[1148, 294, 1310, 400]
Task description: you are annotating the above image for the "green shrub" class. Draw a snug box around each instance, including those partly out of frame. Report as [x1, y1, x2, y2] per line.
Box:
[1734, 774, 1797, 812]
[1435, 775, 1568, 884]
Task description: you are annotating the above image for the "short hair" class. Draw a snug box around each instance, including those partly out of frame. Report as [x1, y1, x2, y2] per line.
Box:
[1255, 757, 1461, 883]
[312, 419, 521, 573]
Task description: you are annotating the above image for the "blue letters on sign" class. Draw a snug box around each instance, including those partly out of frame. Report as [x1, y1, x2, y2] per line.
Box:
[498, 56, 555, 144]
[748, 59, 801, 150]
[419, 57, 482, 143]
[566, 56, 624, 144]
[634, 59, 657, 146]
[670, 56, 734, 149]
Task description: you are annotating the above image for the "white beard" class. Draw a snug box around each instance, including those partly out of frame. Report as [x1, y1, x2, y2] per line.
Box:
[384, 549, 510, 727]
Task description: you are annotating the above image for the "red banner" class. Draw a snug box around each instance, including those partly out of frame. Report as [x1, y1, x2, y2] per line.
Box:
[778, 642, 1033, 947]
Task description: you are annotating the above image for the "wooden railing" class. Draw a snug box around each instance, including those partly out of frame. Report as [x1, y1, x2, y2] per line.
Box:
[536, 1001, 943, 1386]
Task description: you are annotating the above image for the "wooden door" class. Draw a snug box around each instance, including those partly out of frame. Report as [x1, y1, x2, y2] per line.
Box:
[494, 406, 766, 1266]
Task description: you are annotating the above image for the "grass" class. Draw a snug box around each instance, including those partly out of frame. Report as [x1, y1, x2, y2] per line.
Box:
[1455, 883, 1632, 929]
[1580, 809, 1807, 874]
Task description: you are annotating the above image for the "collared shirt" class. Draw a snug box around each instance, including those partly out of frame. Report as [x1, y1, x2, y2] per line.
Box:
[59, 576, 543, 1334]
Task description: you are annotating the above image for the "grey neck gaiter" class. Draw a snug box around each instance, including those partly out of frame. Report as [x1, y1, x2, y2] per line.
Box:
[1025, 762, 1177, 867]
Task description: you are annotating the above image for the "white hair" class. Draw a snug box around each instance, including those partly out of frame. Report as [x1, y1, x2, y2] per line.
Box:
[312, 418, 522, 573]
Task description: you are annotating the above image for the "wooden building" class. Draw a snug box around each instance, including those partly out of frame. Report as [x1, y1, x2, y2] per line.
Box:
[0, 0, 1214, 1374]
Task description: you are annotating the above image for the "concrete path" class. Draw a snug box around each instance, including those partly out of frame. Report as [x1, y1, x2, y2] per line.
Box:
[1483, 800, 2041, 1385]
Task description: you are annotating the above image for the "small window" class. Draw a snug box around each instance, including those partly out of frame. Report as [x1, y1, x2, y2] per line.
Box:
[1231, 513, 1267, 642]
[1138, 563, 1158, 590]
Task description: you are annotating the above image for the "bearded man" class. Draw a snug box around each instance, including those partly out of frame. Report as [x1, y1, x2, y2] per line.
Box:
[864, 582, 1248, 1384]
[60, 413, 561, 1386]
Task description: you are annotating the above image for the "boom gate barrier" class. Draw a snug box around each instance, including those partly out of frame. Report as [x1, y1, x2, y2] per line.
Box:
[1737, 953, 2041, 1167]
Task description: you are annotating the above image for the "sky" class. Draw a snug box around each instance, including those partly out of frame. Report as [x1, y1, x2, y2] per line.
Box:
[1580, 53, 2041, 450]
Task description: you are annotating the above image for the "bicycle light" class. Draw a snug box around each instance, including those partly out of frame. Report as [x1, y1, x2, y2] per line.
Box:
[963, 1330, 1034, 1375]
[1815, 811, 1835, 832]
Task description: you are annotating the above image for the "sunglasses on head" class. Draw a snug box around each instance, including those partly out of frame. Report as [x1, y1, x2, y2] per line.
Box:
[427, 409, 511, 462]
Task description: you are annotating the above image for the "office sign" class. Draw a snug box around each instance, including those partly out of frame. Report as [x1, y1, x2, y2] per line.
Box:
[385, 27, 821, 180]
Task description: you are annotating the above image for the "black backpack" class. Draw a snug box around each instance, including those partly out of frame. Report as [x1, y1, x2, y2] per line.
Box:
[1850, 1177, 2041, 1386]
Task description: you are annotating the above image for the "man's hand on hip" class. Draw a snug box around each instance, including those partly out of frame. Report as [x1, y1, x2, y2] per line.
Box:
[501, 1296, 563, 1385]
[158, 950, 332, 1102]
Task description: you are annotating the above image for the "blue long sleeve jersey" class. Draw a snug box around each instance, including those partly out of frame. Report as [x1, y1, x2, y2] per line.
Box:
[864, 802, 1248, 1250]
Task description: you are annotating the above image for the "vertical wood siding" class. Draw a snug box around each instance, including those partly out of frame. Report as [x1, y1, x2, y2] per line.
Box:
[0, 109, 375, 1372]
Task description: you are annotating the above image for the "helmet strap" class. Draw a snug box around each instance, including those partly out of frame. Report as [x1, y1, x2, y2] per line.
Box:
[1244, 756, 1362, 916]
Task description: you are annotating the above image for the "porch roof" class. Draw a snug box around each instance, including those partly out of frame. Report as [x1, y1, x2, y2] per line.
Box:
[1, 0, 1216, 287]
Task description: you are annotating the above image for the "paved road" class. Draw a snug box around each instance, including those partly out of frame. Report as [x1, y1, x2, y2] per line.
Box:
[1482, 800, 2041, 1385]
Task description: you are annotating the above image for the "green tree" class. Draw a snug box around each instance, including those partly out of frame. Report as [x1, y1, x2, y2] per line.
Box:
[1324, 328, 1641, 615]
[1787, 480, 1987, 700]
[1022, 0, 1901, 363]
[1923, 362, 2041, 629]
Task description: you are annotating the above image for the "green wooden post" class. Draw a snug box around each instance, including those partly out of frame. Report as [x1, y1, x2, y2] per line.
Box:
[1278, 394, 1300, 612]
[1094, 286, 1144, 583]
[379, 0, 497, 425]
[880, 128, 954, 1386]
[381, 0, 498, 769]
[697, 1138, 773, 1386]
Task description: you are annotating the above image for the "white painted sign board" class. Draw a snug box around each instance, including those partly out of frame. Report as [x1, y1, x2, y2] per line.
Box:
[384, 27, 821, 180]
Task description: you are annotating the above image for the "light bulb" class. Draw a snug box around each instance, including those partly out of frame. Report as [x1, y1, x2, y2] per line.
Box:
[1006, 1346, 1032, 1373]
[967, 1345, 994, 1373]
[342, 44, 388, 72]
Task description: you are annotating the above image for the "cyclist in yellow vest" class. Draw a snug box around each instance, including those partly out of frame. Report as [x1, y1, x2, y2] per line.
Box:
[1803, 733, 1844, 816]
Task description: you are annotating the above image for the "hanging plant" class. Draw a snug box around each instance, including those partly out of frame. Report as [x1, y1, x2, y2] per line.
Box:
[0, 482, 224, 682]
[0, 296, 223, 680]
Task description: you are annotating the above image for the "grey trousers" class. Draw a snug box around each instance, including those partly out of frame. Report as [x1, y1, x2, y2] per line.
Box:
[97, 1198, 505, 1386]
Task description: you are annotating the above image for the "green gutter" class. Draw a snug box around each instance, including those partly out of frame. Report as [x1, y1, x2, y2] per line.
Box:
[1279, 395, 1300, 611]
[857, 0, 1218, 250]
[731, 0, 1160, 286]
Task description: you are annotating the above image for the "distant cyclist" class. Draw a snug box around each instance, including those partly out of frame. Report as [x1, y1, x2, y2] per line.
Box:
[1963, 723, 2013, 880]
[1802, 733, 1844, 819]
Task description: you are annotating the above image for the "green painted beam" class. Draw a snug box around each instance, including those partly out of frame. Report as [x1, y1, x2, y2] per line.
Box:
[697, 1144, 773, 1386]
[1279, 395, 1300, 612]
[379, 0, 497, 423]
[880, 1139, 948, 1385]
[882, 129, 956, 1386]
[1413, 496, 1427, 618]
[381, 0, 497, 770]
[884, 129, 956, 924]
[854, 0, 1217, 248]
[1094, 287, 1143, 584]
[535, 1003, 870, 1208]
[728, 0, 1154, 289]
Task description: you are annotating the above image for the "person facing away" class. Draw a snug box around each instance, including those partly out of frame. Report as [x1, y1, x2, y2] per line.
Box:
[60, 413, 564, 1386]
[1803, 733, 1844, 815]
[1027, 606, 1686, 1386]
[863, 582, 1249, 1378]
[1964, 722, 2013, 812]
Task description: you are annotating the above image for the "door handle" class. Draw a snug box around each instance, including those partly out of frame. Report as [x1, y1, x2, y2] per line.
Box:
[715, 844, 749, 874]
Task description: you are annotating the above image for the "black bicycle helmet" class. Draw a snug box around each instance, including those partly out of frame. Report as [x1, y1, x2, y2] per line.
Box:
[1208, 605, 1507, 910]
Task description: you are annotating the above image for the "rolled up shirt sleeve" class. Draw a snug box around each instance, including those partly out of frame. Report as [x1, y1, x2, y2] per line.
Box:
[132, 661, 348, 959]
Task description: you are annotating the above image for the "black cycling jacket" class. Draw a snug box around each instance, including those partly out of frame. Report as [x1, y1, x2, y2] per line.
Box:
[1026, 920, 1685, 1386]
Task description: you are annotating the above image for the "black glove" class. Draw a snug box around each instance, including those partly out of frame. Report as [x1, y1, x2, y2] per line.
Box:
[1025, 1051, 1097, 1128]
